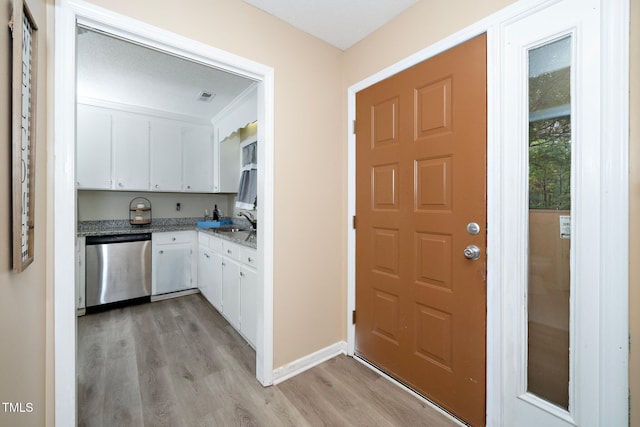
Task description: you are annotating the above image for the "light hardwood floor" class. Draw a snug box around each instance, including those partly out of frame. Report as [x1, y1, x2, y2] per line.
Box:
[77, 294, 459, 426]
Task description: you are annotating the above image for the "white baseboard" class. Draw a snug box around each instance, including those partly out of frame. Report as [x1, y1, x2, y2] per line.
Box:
[150, 288, 200, 302]
[272, 341, 347, 385]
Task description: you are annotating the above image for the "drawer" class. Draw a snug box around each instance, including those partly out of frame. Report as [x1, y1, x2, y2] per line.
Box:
[239, 247, 257, 268]
[206, 234, 224, 252]
[154, 230, 195, 245]
[198, 232, 210, 247]
[222, 241, 241, 261]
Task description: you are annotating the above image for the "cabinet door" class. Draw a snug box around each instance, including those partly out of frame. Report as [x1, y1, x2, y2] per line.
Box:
[183, 126, 213, 192]
[150, 119, 182, 191]
[198, 246, 214, 303]
[215, 137, 240, 192]
[113, 113, 150, 190]
[222, 258, 241, 330]
[240, 266, 257, 347]
[211, 251, 224, 311]
[76, 105, 112, 189]
[154, 242, 193, 294]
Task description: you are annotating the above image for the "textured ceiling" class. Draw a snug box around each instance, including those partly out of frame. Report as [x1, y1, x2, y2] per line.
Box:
[243, 0, 417, 50]
[76, 27, 256, 121]
[77, 2, 417, 118]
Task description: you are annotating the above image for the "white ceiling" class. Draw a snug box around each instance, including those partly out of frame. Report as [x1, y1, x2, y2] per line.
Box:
[76, 27, 256, 122]
[242, 0, 417, 50]
[77, 2, 417, 118]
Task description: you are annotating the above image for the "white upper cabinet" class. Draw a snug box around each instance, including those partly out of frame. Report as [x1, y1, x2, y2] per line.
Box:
[182, 126, 213, 192]
[77, 103, 222, 193]
[77, 105, 113, 189]
[215, 137, 240, 193]
[112, 113, 150, 190]
[150, 119, 183, 192]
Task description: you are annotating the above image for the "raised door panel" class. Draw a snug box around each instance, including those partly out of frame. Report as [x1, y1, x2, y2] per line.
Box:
[153, 243, 193, 295]
[210, 251, 224, 311]
[240, 266, 257, 347]
[197, 246, 213, 303]
[76, 105, 112, 189]
[183, 126, 213, 192]
[216, 137, 240, 192]
[150, 119, 183, 191]
[113, 113, 150, 190]
[355, 34, 487, 427]
[222, 258, 241, 330]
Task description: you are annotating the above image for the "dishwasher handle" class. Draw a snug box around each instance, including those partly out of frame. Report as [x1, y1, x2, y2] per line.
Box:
[86, 233, 151, 245]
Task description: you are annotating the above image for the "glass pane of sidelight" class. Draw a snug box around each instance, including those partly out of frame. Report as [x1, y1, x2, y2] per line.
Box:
[527, 36, 572, 410]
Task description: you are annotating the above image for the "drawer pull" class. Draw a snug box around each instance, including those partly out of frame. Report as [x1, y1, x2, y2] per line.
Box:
[247, 257, 253, 263]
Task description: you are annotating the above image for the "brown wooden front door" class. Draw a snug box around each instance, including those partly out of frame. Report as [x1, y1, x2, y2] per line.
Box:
[355, 34, 487, 427]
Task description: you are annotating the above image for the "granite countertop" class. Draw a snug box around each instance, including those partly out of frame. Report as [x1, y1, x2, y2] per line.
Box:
[198, 228, 257, 249]
[77, 217, 256, 249]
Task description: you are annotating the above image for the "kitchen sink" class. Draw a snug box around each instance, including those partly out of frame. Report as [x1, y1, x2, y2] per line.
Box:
[214, 227, 256, 243]
[216, 227, 250, 233]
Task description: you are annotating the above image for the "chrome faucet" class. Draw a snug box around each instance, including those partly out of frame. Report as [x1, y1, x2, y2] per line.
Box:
[238, 212, 257, 230]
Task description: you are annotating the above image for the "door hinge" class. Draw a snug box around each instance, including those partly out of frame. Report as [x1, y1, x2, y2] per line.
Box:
[352, 215, 356, 229]
[352, 310, 356, 324]
[353, 120, 356, 135]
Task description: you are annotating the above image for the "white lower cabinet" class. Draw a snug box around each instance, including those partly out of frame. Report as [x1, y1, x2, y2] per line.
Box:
[222, 258, 241, 331]
[198, 232, 257, 347]
[198, 245, 224, 311]
[239, 264, 257, 347]
[152, 231, 197, 295]
[210, 251, 224, 312]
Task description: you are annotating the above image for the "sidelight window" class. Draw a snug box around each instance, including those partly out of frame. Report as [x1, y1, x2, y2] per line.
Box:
[526, 35, 572, 410]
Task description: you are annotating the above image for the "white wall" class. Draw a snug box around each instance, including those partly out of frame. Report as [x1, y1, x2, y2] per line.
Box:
[0, 0, 49, 425]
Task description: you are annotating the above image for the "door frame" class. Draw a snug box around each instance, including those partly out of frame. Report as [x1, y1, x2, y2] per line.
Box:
[53, 1, 275, 425]
[346, 0, 629, 425]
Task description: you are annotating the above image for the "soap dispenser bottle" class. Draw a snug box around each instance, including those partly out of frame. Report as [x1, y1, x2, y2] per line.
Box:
[213, 204, 219, 221]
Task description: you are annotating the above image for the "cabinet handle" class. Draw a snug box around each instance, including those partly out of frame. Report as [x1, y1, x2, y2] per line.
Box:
[204, 253, 210, 259]
[227, 249, 232, 254]
[172, 237, 176, 241]
[222, 262, 226, 267]
[118, 182, 124, 188]
[187, 185, 191, 189]
[155, 184, 159, 189]
[247, 257, 253, 263]
[159, 250, 164, 254]
[240, 272, 245, 277]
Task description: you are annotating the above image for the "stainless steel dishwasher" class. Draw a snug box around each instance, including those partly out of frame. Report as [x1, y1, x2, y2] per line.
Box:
[85, 233, 151, 308]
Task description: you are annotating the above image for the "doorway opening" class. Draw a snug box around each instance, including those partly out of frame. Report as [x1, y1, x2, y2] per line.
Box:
[54, 2, 275, 425]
